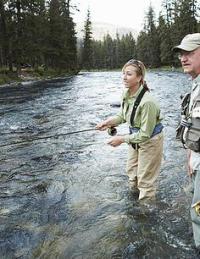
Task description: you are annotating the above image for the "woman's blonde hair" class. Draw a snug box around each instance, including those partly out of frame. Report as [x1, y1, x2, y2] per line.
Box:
[122, 59, 149, 90]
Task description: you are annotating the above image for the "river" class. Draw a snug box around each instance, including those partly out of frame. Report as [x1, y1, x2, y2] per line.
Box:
[0, 71, 196, 258]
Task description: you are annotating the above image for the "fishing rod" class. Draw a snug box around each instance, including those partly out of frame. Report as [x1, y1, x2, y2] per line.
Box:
[0, 127, 117, 148]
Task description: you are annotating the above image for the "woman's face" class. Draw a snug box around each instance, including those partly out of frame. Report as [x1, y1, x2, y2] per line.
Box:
[122, 65, 142, 90]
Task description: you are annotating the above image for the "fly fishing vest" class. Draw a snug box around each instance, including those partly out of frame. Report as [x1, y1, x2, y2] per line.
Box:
[176, 92, 200, 152]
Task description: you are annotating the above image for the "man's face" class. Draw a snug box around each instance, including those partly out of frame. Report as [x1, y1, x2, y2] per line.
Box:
[178, 47, 200, 78]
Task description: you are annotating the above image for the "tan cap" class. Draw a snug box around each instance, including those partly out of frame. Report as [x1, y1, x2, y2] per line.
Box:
[173, 33, 200, 52]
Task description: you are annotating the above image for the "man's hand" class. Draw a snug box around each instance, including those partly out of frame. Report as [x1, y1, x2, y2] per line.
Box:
[107, 136, 124, 147]
[187, 149, 193, 176]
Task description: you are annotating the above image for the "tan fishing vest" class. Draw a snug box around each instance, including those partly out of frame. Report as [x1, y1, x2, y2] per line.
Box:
[184, 94, 200, 152]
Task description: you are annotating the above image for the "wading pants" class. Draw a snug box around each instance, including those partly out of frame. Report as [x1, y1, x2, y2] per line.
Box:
[191, 169, 200, 248]
[126, 132, 163, 201]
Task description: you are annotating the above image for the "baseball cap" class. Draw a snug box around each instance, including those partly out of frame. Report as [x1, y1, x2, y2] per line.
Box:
[173, 33, 200, 52]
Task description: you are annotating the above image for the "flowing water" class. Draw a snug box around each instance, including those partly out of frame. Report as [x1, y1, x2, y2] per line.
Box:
[0, 71, 197, 258]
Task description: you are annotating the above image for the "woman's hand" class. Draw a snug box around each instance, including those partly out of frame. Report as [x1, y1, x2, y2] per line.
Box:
[95, 120, 110, 131]
[107, 136, 124, 147]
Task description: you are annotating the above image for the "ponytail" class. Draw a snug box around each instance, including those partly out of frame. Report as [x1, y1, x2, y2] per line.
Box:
[141, 79, 150, 91]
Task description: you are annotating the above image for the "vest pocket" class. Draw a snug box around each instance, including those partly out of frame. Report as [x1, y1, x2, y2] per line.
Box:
[185, 128, 200, 152]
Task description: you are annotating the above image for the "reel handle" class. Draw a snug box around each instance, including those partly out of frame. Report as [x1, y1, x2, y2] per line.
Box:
[107, 127, 117, 136]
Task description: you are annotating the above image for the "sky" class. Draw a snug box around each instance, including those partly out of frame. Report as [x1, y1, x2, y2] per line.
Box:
[73, 0, 163, 31]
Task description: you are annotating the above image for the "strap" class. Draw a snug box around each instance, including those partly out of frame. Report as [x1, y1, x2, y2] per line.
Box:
[130, 87, 147, 126]
[181, 92, 190, 116]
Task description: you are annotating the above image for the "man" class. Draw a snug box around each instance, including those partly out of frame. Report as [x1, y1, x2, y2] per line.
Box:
[173, 33, 200, 254]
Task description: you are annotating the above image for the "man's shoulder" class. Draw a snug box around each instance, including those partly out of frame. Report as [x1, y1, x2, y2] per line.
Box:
[193, 75, 200, 90]
[195, 74, 200, 83]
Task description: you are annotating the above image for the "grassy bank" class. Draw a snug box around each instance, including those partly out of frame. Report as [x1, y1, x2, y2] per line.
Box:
[80, 66, 183, 73]
[0, 67, 80, 86]
[150, 66, 183, 72]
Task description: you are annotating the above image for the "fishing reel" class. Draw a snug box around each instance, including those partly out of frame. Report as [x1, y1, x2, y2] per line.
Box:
[107, 127, 117, 136]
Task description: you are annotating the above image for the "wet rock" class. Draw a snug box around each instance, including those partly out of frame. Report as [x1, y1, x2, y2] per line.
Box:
[110, 102, 121, 108]
[31, 182, 49, 193]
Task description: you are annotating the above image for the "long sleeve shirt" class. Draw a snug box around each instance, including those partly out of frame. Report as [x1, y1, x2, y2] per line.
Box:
[110, 85, 163, 144]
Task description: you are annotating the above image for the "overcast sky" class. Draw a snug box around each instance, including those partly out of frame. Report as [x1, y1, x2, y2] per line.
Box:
[73, 0, 163, 31]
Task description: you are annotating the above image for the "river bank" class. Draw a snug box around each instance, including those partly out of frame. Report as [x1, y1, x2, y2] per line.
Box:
[0, 67, 80, 87]
[0, 66, 183, 88]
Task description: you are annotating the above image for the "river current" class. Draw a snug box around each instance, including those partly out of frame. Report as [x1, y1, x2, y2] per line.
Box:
[0, 71, 196, 258]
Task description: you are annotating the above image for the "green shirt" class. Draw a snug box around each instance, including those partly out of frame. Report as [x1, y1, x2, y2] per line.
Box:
[110, 85, 163, 144]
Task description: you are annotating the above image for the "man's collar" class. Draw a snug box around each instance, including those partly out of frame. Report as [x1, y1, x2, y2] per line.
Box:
[192, 74, 200, 91]
[194, 74, 200, 83]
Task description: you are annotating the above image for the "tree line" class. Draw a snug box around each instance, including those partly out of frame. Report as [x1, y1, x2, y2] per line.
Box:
[83, 0, 200, 69]
[0, 0, 77, 74]
[0, 0, 199, 76]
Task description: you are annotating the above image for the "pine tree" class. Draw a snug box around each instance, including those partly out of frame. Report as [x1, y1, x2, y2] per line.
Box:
[22, 0, 47, 68]
[82, 9, 93, 70]
[161, 0, 173, 26]
[91, 40, 103, 69]
[47, 0, 77, 71]
[0, 0, 13, 70]
[123, 33, 136, 62]
[137, 4, 161, 67]
[47, 0, 64, 69]
[60, 0, 77, 71]
[136, 31, 149, 65]
[171, 0, 198, 46]
[103, 34, 115, 69]
[7, 0, 26, 72]
[157, 14, 173, 66]
[114, 33, 120, 67]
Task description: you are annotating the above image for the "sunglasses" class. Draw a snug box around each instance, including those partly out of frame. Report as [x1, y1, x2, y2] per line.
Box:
[126, 59, 143, 68]
[126, 59, 143, 73]
[127, 59, 142, 66]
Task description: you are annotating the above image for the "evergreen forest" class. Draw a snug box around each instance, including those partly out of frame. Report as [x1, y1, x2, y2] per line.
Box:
[0, 0, 199, 80]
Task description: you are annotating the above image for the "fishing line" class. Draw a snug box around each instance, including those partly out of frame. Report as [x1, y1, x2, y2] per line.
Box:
[0, 128, 97, 147]
[0, 126, 119, 148]
[0, 126, 118, 148]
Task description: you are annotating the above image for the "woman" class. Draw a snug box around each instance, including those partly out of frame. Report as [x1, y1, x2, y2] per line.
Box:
[96, 59, 164, 202]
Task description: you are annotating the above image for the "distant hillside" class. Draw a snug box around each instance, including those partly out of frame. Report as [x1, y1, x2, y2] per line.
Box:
[76, 22, 138, 41]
